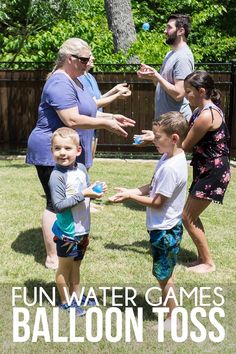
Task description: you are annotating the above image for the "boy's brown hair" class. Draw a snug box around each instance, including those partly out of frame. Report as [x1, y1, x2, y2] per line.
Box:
[51, 127, 80, 147]
[153, 111, 189, 142]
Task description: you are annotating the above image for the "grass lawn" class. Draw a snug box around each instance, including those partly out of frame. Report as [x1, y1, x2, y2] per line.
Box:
[0, 158, 235, 354]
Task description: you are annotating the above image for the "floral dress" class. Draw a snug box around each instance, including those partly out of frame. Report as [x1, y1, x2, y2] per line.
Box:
[189, 103, 231, 204]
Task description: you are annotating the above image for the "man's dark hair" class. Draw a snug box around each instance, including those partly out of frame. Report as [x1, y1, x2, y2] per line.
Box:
[167, 14, 191, 38]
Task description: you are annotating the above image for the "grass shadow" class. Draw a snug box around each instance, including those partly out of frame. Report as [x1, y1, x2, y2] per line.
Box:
[123, 200, 146, 211]
[105, 200, 146, 211]
[105, 240, 150, 255]
[178, 247, 197, 264]
[11, 228, 46, 266]
[105, 241, 197, 264]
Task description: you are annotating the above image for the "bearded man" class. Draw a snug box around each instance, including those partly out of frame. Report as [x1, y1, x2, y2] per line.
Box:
[138, 14, 194, 121]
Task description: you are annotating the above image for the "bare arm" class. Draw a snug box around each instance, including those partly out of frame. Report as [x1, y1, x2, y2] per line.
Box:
[56, 106, 130, 137]
[96, 91, 122, 108]
[96, 111, 136, 128]
[182, 110, 214, 152]
[128, 193, 168, 208]
[109, 184, 168, 209]
[102, 83, 130, 98]
[137, 64, 185, 101]
[95, 84, 131, 108]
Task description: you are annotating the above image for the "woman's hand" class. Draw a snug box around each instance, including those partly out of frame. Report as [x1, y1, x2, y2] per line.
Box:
[115, 83, 132, 99]
[112, 114, 136, 128]
[105, 119, 129, 137]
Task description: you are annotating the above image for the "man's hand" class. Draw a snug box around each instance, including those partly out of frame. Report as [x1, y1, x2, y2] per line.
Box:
[137, 63, 158, 82]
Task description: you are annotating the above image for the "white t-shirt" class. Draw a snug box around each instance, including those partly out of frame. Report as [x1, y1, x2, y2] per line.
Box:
[146, 151, 188, 230]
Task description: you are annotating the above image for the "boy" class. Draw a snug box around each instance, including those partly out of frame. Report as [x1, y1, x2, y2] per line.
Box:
[109, 112, 189, 330]
[49, 127, 106, 316]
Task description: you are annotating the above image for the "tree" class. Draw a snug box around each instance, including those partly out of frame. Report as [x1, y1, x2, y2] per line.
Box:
[0, 0, 81, 65]
[104, 0, 136, 53]
[0, 0, 235, 68]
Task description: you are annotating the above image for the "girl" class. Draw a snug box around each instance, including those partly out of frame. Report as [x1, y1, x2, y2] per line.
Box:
[182, 70, 231, 273]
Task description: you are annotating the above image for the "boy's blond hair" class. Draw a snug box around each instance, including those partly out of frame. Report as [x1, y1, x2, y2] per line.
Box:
[153, 111, 189, 142]
[51, 127, 80, 147]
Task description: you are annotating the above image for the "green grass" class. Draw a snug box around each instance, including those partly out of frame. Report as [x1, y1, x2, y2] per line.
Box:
[0, 158, 235, 353]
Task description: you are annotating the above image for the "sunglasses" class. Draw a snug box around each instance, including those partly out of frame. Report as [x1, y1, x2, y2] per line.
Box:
[71, 54, 90, 64]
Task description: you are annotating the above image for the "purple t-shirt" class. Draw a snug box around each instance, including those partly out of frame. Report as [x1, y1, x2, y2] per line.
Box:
[26, 73, 97, 168]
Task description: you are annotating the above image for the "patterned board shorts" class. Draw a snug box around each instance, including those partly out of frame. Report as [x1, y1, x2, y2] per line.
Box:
[148, 220, 183, 281]
[53, 234, 89, 261]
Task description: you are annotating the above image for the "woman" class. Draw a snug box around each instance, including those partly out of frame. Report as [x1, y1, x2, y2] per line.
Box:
[182, 71, 231, 273]
[26, 38, 135, 269]
[79, 54, 131, 158]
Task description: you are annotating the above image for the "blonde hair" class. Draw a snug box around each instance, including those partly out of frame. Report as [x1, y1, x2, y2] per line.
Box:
[51, 127, 80, 147]
[47, 38, 90, 78]
[153, 111, 189, 142]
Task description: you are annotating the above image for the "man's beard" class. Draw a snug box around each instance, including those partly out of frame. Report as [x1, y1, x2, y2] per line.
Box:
[165, 30, 178, 45]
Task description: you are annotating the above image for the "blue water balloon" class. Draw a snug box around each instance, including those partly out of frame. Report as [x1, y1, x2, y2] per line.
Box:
[92, 183, 103, 193]
[133, 136, 142, 145]
[142, 23, 150, 31]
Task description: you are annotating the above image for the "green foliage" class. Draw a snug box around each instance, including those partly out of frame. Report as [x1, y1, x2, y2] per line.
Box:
[0, 0, 235, 69]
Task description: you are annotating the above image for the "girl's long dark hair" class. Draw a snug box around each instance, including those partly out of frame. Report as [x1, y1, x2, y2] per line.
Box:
[185, 70, 221, 107]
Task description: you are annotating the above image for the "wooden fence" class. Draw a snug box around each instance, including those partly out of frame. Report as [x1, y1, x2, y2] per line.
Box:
[0, 62, 235, 156]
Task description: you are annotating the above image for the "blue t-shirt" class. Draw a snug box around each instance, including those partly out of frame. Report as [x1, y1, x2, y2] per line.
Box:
[26, 73, 97, 168]
[79, 73, 101, 100]
[79, 73, 103, 112]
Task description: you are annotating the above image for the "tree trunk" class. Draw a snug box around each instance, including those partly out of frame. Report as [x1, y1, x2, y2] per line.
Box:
[104, 0, 137, 53]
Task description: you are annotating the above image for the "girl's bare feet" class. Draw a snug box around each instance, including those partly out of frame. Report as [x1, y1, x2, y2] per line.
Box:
[187, 263, 216, 273]
[186, 259, 201, 267]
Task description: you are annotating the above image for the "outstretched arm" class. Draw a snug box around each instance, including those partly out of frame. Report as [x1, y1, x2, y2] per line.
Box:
[137, 63, 186, 101]
[56, 106, 133, 137]
[102, 83, 131, 98]
[96, 111, 136, 128]
[95, 83, 131, 108]
[133, 130, 155, 147]
[109, 186, 168, 209]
